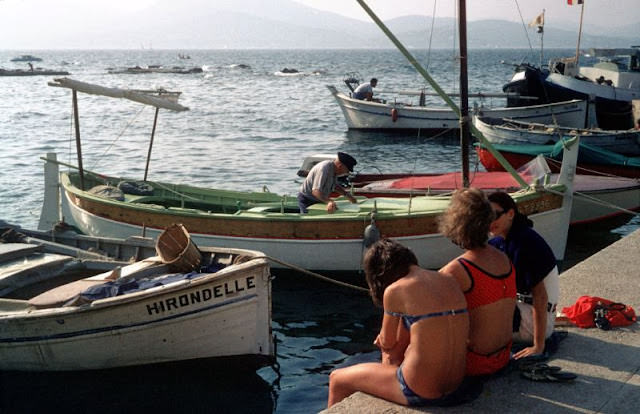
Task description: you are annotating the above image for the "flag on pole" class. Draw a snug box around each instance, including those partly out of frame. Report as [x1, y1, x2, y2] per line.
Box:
[528, 13, 544, 27]
[567, 0, 584, 5]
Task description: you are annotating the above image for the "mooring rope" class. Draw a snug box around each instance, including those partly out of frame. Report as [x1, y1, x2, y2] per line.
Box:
[544, 187, 640, 217]
[257, 254, 369, 294]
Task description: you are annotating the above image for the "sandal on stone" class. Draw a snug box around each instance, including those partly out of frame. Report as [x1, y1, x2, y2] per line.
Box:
[520, 363, 576, 382]
[514, 354, 548, 371]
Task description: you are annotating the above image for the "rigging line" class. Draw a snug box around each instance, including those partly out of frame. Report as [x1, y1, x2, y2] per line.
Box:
[544, 187, 640, 217]
[512, 1, 559, 128]
[152, 181, 212, 201]
[513, 0, 535, 59]
[89, 105, 147, 172]
[544, 157, 631, 179]
[425, 0, 438, 69]
[258, 255, 369, 293]
[450, 0, 458, 95]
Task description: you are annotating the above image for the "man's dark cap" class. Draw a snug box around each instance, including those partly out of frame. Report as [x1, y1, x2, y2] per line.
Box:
[337, 152, 357, 172]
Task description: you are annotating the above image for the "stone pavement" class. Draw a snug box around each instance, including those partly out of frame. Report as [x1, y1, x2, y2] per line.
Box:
[323, 228, 640, 413]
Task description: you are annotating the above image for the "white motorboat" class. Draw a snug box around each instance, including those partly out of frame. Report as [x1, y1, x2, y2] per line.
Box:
[328, 84, 588, 131]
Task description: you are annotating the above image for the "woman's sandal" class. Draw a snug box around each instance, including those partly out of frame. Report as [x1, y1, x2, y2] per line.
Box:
[520, 362, 577, 382]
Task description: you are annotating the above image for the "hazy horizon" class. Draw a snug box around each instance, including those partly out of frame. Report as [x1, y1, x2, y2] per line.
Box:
[1, 0, 638, 50]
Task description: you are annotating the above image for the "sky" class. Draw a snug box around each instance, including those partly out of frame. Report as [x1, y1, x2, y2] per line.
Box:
[291, 0, 640, 27]
[2, 0, 639, 27]
[0, 0, 638, 50]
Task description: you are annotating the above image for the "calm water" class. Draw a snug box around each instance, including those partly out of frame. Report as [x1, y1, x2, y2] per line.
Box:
[0, 49, 637, 413]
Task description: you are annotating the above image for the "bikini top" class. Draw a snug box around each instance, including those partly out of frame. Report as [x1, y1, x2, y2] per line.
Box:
[458, 257, 516, 310]
[385, 307, 468, 330]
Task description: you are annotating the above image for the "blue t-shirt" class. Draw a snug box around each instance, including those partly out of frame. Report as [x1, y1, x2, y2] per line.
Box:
[489, 217, 556, 295]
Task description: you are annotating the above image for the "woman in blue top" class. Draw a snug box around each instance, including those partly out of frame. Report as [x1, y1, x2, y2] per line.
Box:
[328, 239, 470, 408]
[488, 192, 560, 360]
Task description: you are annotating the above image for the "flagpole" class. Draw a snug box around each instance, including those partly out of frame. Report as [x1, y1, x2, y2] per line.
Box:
[540, 9, 545, 67]
[575, 1, 585, 65]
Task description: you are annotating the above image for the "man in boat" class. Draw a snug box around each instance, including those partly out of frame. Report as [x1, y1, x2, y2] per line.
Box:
[353, 78, 378, 101]
[297, 152, 357, 214]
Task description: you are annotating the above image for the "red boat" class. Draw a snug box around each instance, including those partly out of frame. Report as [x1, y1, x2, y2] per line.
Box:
[299, 155, 640, 226]
[475, 142, 640, 179]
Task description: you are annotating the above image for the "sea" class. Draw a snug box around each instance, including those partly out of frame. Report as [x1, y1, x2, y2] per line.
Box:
[0, 48, 638, 413]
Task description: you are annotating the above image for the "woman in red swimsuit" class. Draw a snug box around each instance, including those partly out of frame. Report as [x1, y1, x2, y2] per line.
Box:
[439, 188, 517, 376]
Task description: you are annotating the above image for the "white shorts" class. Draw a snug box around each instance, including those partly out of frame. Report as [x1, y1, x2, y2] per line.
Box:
[513, 266, 559, 343]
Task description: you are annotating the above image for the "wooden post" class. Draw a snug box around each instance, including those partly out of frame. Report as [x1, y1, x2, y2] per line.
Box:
[144, 107, 159, 181]
[458, 0, 470, 187]
[72, 90, 85, 191]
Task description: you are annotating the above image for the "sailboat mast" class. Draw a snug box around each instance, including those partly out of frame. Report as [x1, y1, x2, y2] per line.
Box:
[458, 0, 470, 187]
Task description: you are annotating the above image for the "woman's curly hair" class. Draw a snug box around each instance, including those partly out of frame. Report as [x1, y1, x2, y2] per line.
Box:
[363, 239, 417, 307]
[438, 187, 494, 250]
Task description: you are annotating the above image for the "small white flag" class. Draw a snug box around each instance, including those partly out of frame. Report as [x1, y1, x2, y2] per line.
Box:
[528, 13, 544, 28]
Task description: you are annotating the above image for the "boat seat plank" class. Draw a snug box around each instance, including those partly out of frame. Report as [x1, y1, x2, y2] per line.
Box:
[0, 243, 44, 263]
[0, 298, 35, 312]
[28, 259, 165, 309]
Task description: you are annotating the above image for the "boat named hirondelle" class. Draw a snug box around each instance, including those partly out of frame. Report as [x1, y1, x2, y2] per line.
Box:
[0, 226, 274, 371]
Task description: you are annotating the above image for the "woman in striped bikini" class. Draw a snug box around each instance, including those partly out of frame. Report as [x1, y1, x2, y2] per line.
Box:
[328, 239, 471, 408]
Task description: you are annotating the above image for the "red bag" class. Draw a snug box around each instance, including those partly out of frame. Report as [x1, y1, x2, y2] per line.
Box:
[561, 296, 637, 329]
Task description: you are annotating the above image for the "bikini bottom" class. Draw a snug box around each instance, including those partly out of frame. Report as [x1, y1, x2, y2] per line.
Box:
[396, 365, 476, 407]
[465, 341, 512, 376]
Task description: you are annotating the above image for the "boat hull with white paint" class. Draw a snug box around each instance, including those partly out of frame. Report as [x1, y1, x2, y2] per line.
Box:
[328, 85, 588, 131]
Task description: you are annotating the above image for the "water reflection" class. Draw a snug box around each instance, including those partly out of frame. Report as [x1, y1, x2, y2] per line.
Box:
[0, 359, 276, 414]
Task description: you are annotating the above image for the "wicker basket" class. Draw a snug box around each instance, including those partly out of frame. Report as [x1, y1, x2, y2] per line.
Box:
[155, 224, 202, 272]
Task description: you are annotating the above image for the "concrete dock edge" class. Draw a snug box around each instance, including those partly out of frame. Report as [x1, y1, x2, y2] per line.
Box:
[322, 228, 640, 413]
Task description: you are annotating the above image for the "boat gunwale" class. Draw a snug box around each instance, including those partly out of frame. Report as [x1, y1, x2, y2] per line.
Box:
[0, 256, 270, 321]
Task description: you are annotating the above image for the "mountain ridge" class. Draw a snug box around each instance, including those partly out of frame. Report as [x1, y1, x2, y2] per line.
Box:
[1, 0, 637, 49]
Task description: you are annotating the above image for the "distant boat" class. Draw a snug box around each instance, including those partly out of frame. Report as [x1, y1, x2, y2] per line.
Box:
[502, 11, 640, 131]
[10, 55, 42, 62]
[274, 67, 306, 76]
[474, 116, 640, 155]
[0, 68, 70, 77]
[107, 65, 203, 75]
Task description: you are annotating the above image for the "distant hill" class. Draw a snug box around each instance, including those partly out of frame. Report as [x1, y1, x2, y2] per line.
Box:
[1, 0, 638, 49]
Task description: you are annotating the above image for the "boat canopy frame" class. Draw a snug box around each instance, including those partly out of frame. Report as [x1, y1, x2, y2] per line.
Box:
[48, 77, 189, 190]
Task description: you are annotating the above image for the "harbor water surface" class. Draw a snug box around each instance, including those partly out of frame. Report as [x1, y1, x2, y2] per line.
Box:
[0, 48, 637, 413]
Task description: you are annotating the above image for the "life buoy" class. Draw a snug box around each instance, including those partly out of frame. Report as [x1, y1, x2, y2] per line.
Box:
[391, 108, 398, 122]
